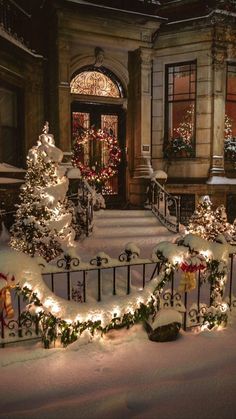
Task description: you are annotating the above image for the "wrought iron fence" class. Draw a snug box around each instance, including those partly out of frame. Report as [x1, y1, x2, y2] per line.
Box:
[1, 251, 236, 347]
[0, 0, 32, 48]
[69, 179, 94, 237]
[148, 179, 180, 233]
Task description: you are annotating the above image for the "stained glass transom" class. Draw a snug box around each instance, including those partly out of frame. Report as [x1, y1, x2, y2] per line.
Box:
[70, 71, 120, 97]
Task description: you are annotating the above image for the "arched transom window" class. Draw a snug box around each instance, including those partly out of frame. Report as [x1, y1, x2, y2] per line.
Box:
[70, 70, 121, 98]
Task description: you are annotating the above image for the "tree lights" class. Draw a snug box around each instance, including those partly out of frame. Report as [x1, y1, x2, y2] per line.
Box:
[187, 195, 236, 242]
[10, 122, 77, 262]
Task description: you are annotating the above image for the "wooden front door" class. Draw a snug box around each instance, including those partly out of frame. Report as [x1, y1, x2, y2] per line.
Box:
[71, 102, 126, 206]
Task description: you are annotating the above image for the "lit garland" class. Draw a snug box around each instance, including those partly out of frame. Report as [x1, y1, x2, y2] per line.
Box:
[154, 235, 230, 330]
[72, 128, 121, 185]
[17, 285, 158, 348]
[21, 247, 228, 347]
[1, 234, 233, 349]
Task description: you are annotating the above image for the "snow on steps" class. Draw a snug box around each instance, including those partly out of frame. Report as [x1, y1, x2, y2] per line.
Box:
[78, 209, 179, 259]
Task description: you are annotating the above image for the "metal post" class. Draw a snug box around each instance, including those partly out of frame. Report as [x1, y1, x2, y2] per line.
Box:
[142, 264, 146, 289]
[83, 271, 86, 302]
[197, 270, 201, 314]
[229, 254, 234, 309]
[51, 273, 54, 293]
[183, 291, 188, 331]
[98, 269, 101, 301]
[113, 267, 116, 295]
[18, 294, 22, 338]
[171, 270, 174, 306]
[67, 272, 71, 301]
[0, 310, 4, 343]
[127, 265, 131, 295]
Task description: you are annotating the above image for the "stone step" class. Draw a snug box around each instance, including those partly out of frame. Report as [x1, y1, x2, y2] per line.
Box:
[93, 209, 169, 237]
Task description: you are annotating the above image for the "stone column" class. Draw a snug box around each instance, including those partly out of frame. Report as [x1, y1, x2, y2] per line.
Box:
[25, 58, 44, 151]
[132, 47, 153, 178]
[127, 47, 153, 205]
[209, 27, 227, 177]
[58, 36, 71, 152]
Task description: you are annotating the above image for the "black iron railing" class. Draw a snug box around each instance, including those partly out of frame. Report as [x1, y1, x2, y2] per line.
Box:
[0, 0, 31, 48]
[43, 251, 159, 304]
[148, 179, 180, 233]
[1, 251, 236, 346]
[69, 179, 94, 238]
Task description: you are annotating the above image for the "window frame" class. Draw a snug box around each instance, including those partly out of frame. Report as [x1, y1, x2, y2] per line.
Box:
[226, 61, 236, 136]
[164, 60, 197, 157]
[70, 65, 125, 98]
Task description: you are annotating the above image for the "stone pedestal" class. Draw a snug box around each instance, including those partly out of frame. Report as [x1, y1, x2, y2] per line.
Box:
[129, 177, 150, 207]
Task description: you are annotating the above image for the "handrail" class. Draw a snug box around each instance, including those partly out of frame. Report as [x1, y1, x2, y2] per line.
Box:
[148, 178, 180, 233]
[68, 179, 94, 237]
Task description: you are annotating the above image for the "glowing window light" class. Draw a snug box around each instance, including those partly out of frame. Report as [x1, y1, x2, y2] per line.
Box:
[70, 71, 120, 98]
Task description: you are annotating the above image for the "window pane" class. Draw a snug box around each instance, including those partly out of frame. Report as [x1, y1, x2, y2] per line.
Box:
[169, 102, 195, 140]
[165, 61, 196, 154]
[226, 64, 236, 137]
[225, 102, 236, 136]
[101, 114, 119, 195]
[227, 64, 236, 101]
[72, 112, 90, 130]
[101, 114, 118, 136]
[72, 112, 90, 164]
[168, 63, 196, 101]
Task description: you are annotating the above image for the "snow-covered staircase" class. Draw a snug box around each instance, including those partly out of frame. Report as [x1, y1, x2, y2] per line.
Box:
[78, 209, 179, 259]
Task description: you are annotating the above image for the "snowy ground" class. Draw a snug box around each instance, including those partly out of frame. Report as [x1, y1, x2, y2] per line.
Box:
[1, 323, 236, 419]
[1, 210, 236, 419]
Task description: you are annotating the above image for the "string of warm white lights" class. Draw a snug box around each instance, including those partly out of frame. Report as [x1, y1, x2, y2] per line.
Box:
[0, 233, 234, 349]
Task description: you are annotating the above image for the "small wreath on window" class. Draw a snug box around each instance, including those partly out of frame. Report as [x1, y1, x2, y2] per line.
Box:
[72, 128, 122, 183]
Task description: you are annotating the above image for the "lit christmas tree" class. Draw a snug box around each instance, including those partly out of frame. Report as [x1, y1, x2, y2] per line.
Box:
[10, 122, 76, 261]
[187, 196, 215, 240]
[164, 105, 194, 158]
[224, 114, 233, 140]
[224, 114, 236, 160]
[214, 204, 236, 242]
[173, 104, 194, 143]
[187, 195, 235, 242]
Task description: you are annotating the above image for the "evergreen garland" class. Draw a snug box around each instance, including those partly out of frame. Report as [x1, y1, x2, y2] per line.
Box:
[18, 285, 158, 348]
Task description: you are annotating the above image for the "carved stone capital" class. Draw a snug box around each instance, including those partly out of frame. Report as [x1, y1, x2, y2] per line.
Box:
[140, 47, 153, 68]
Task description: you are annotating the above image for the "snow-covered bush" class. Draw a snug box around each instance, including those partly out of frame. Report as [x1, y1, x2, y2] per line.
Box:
[10, 122, 77, 261]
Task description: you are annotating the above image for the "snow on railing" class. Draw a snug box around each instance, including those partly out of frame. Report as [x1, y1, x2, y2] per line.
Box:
[1, 235, 236, 347]
[147, 178, 180, 233]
